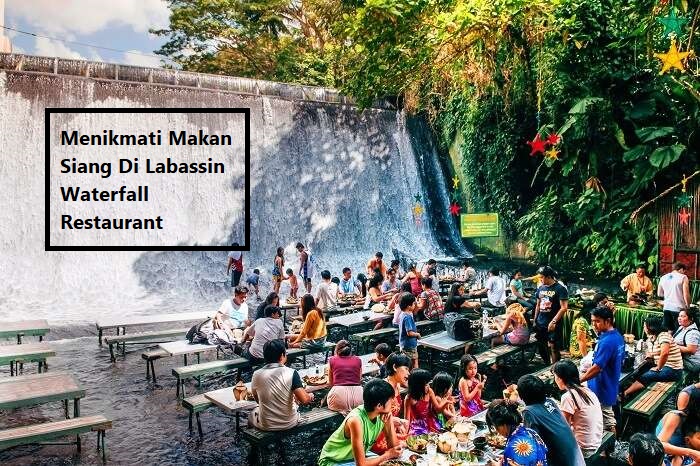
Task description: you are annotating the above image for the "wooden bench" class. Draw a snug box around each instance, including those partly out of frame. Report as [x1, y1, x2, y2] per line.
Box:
[585, 430, 615, 465]
[96, 311, 211, 346]
[182, 393, 213, 437]
[241, 407, 343, 463]
[172, 357, 250, 399]
[105, 328, 189, 362]
[475, 336, 535, 366]
[0, 415, 112, 461]
[621, 380, 681, 436]
[349, 327, 397, 354]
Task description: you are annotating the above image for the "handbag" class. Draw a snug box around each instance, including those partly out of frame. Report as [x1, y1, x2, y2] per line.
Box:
[444, 312, 475, 341]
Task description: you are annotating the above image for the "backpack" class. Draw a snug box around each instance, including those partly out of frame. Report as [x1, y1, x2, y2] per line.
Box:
[186, 318, 212, 345]
[444, 313, 475, 341]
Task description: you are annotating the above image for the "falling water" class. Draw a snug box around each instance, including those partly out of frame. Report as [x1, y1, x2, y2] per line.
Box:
[0, 54, 469, 330]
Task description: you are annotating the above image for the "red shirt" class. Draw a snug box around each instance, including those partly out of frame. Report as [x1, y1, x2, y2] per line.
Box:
[329, 355, 362, 386]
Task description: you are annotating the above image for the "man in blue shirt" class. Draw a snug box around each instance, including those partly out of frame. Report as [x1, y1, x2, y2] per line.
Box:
[398, 293, 421, 369]
[580, 306, 625, 434]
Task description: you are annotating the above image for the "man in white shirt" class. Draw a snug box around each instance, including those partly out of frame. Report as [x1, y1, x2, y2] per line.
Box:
[658, 262, 691, 332]
[471, 267, 506, 307]
[215, 285, 250, 330]
[315, 270, 337, 316]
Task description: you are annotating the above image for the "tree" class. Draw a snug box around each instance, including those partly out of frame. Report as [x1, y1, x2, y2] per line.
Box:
[152, 0, 342, 85]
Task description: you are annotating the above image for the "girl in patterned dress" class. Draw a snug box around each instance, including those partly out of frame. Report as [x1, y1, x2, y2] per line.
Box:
[459, 354, 486, 417]
[404, 368, 455, 434]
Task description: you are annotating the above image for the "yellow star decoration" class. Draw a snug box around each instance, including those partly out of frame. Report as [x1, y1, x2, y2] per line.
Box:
[545, 147, 559, 160]
[452, 176, 460, 189]
[654, 39, 692, 74]
[413, 204, 424, 216]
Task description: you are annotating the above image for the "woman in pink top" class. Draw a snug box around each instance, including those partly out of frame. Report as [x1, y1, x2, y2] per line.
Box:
[403, 263, 422, 297]
[327, 340, 363, 414]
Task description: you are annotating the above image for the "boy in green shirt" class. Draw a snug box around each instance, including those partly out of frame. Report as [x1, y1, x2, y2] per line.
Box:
[318, 379, 402, 466]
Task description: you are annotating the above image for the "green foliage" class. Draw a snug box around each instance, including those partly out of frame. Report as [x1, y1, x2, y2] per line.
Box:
[155, 0, 700, 275]
[152, 0, 342, 85]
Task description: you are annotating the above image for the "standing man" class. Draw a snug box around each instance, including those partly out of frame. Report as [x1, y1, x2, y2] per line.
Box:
[227, 243, 244, 288]
[366, 252, 388, 277]
[579, 306, 625, 434]
[620, 264, 654, 302]
[533, 265, 568, 364]
[658, 262, 691, 333]
[296, 242, 313, 294]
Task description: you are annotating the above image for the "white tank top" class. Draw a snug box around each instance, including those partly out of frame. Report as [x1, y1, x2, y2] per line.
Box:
[660, 271, 686, 311]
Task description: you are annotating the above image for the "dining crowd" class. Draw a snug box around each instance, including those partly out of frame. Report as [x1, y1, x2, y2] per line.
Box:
[219, 249, 698, 465]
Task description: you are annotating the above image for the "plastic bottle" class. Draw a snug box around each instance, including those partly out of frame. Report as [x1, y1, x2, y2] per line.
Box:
[482, 307, 489, 334]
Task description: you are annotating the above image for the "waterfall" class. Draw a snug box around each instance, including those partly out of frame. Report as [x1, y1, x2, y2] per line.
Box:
[0, 54, 469, 327]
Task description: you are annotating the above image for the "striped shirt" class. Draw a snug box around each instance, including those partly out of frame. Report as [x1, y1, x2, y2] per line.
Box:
[651, 332, 684, 370]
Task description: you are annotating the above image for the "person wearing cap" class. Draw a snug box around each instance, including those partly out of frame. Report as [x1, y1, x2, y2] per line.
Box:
[579, 306, 624, 433]
[533, 265, 569, 365]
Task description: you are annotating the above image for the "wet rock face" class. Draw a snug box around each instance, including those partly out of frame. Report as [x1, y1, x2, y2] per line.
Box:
[0, 57, 467, 325]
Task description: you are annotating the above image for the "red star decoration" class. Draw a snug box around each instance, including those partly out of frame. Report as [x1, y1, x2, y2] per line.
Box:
[546, 133, 561, 146]
[679, 208, 691, 226]
[527, 133, 547, 156]
[449, 203, 461, 216]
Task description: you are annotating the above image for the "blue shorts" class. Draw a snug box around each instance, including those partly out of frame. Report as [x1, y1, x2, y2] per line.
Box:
[638, 366, 683, 386]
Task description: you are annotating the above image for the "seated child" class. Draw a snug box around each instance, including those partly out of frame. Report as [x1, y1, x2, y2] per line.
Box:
[458, 354, 486, 417]
[404, 369, 455, 434]
[432, 371, 457, 423]
[369, 343, 392, 378]
[285, 268, 298, 299]
[318, 379, 402, 466]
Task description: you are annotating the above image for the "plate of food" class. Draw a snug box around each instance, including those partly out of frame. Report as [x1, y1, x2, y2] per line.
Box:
[302, 374, 328, 386]
[451, 420, 477, 442]
[485, 432, 507, 448]
[405, 434, 429, 453]
[286, 297, 299, 304]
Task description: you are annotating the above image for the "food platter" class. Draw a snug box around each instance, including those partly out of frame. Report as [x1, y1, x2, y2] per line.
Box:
[302, 374, 328, 386]
[485, 432, 507, 448]
[405, 434, 429, 453]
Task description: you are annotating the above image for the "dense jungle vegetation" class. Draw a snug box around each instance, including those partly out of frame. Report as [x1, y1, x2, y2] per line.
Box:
[154, 0, 700, 275]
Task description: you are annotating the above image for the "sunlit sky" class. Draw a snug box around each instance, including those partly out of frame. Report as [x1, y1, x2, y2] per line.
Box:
[3, 0, 172, 67]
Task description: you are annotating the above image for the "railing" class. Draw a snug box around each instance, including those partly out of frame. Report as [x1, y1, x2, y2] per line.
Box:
[0, 53, 395, 110]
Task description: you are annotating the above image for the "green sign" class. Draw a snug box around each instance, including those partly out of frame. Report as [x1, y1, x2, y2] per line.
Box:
[460, 213, 500, 238]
